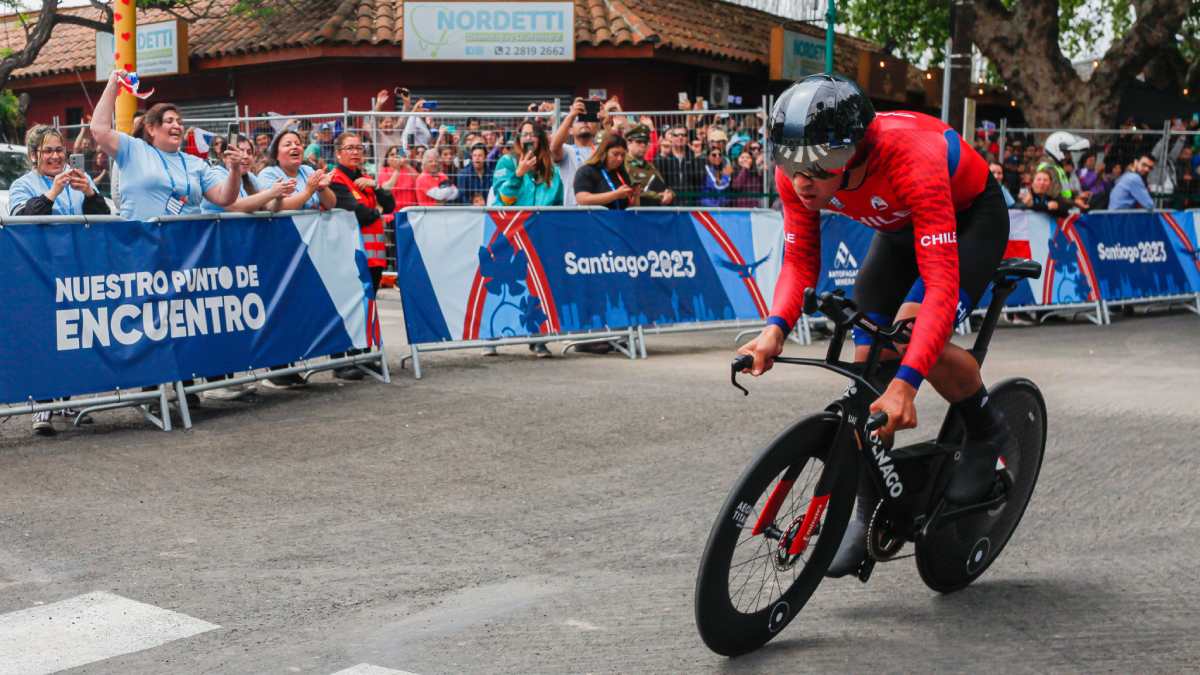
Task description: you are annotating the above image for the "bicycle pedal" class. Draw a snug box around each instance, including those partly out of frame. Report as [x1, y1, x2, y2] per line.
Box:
[856, 558, 875, 583]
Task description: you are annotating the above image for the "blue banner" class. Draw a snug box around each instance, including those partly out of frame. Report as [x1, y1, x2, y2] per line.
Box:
[0, 211, 376, 403]
[394, 209, 784, 344]
[1074, 211, 1200, 301]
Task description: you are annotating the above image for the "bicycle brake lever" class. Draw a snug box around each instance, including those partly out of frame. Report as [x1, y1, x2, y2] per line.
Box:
[865, 412, 888, 433]
[731, 354, 753, 396]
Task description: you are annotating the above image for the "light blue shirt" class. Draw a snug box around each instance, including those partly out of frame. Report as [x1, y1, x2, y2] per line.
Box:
[200, 166, 259, 213]
[8, 169, 97, 216]
[999, 184, 1015, 208]
[258, 164, 321, 209]
[1108, 172, 1154, 210]
[115, 133, 224, 220]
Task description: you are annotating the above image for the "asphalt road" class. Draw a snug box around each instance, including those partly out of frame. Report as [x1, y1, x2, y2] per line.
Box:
[1, 296, 1198, 674]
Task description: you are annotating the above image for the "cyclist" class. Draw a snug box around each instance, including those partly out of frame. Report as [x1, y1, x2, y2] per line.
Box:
[738, 74, 1011, 577]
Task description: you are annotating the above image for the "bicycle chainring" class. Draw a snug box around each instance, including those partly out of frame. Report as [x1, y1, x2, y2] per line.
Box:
[866, 500, 905, 561]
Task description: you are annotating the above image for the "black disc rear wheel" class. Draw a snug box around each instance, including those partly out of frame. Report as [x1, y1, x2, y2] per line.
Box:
[695, 413, 857, 656]
[915, 378, 1047, 593]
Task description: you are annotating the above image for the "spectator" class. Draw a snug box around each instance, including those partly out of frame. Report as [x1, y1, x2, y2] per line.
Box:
[1077, 153, 1101, 193]
[699, 145, 733, 207]
[89, 69, 246, 220]
[252, 129, 272, 158]
[574, 134, 638, 210]
[1147, 131, 1186, 197]
[550, 97, 598, 206]
[624, 124, 673, 206]
[1020, 169, 1069, 217]
[689, 134, 704, 157]
[729, 150, 762, 208]
[10, 125, 109, 218]
[457, 144, 493, 205]
[415, 149, 459, 206]
[491, 121, 562, 207]
[437, 145, 459, 177]
[367, 89, 405, 169]
[707, 128, 729, 160]
[989, 162, 1016, 208]
[655, 124, 700, 206]
[1108, 154, 1156, 210]
[1175, 145, 1196, 209]
[378, 145, 420, 209]
[200, 134, 296, 214]
[306, 123, 336, 170]
[258, 130, 337, 212]
[400, 99, 434, 152]
[746, 140, 766, 170]
[327, 131, 394, 380]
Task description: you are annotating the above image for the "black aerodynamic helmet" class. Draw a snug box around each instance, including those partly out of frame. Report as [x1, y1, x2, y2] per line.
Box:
[769, 74, 875, 178]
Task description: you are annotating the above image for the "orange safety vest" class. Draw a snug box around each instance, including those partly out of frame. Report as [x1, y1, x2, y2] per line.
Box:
[330, 167, 388, 268]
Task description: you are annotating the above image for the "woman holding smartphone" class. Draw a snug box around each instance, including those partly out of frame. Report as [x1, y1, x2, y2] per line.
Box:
[574, 134, 640, 210]
[491, 121, 562, 207]
[9, 125, 110, 217]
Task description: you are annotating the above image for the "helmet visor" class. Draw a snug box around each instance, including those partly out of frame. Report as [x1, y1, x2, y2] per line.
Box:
[773, 142, 856, 179]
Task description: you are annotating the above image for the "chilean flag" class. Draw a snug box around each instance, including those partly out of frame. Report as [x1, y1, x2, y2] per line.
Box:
[184, 127, 215, 159]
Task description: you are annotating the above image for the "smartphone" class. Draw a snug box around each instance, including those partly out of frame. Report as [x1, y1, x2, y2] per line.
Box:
[522, 141, 534, 154]
[406, 133, 415, 146]
[580, 99, 601, 123]
[227, 123, 239, 147]
[69, 153, 85, 172]
[425, 101, 439, 110]
[677, 92, 688, 104]
[395, 86, 410, 98]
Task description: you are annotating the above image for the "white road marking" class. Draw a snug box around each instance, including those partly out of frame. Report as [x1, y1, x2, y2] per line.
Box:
[330, 665, 421, 675]
[564, 618, 601, 631]
[0, 591, 219, 675]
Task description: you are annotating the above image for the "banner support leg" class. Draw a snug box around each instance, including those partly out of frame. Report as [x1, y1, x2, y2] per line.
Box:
[637, 325, 648, 359]
[626, 327, 636, 360]
[174, 380, 192, 430]
[411, 345, 423, 380]
[378, 346, 392, 383]
[158, 383, 172, 432]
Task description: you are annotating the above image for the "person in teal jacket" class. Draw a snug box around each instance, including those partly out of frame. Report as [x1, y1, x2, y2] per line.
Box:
[490, 121, 563, 206]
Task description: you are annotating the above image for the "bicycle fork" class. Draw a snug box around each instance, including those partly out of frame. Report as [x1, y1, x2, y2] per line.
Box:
[750, 421, 852, 557]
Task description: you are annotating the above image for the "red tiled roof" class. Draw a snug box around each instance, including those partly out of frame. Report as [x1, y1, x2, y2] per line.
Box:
[1, 0, 893, 80]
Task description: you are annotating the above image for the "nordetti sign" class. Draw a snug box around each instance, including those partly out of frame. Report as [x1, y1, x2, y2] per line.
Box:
[403, 1, 575, 61]
[95, 20, 189, 81]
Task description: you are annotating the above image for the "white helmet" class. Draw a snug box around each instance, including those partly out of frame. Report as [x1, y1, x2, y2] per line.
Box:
[1044, 131, 1090, 163]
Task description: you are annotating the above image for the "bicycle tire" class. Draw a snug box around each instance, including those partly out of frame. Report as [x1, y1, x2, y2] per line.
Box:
[915, 378, 1047, 593]
[694, 412, 857, 656]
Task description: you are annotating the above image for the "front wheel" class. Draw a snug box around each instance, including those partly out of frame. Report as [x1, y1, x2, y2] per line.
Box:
[915, 378, 1047, 593]
[695, 412, 857, 656]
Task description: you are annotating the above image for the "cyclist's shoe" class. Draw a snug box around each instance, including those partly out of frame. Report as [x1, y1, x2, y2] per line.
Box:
[825, 493, 875, 578]
[945, 422, 1010, 505]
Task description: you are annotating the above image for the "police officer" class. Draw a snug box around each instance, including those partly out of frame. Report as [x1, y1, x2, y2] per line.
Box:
[625, 124, 674, 206]
[1037, 131, 1090, 210]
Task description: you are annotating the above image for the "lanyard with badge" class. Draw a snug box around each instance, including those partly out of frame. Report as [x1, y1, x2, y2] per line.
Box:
[599, 166, 628, 207]
[40, 173, 75, 216]
[152, 146, 192, 215]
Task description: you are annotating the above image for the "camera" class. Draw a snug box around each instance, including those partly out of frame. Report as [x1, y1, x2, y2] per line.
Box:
[394, 86, 410, 98]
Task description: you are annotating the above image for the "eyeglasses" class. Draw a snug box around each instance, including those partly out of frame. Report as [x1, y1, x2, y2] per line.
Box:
[39, 146, 66, 155]
[708, 152, 722, 158]
[749, 146, 762, 152]
[339, 145, 365, 152]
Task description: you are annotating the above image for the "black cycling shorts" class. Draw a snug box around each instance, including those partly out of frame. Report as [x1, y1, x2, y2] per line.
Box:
[852, 175, 1010, 346]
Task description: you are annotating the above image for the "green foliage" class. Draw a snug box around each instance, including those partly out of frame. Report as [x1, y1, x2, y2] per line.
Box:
[840, 0, 949, 63]
[843, 0, 1194, 62]
[0, 89, 21, 128]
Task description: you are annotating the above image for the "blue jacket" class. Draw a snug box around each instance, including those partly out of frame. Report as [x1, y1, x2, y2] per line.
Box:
[1108, 172, 1154, 209]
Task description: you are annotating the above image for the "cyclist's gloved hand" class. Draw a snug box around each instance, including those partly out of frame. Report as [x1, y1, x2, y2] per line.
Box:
[737, 325, 786, 376]
[869, 379, 918, 442]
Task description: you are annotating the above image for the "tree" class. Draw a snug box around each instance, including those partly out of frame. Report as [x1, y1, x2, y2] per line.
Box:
[0, 0, 299, 107]
[841, 0, 1199, 128]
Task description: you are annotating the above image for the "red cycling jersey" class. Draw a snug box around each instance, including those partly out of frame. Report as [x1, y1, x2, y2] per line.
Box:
[769, 110, 990, 388]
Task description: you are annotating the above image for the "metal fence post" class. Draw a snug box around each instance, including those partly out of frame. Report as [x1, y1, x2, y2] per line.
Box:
[998, 118, 1007, 163]
[553, 97, 562, 131]
[343, 96, 350, 132]
[762, 94, 773, 208]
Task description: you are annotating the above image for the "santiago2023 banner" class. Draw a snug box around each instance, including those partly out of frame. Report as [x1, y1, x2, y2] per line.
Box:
[0, 211, 377, 403]
[393, 209, 785, 344]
